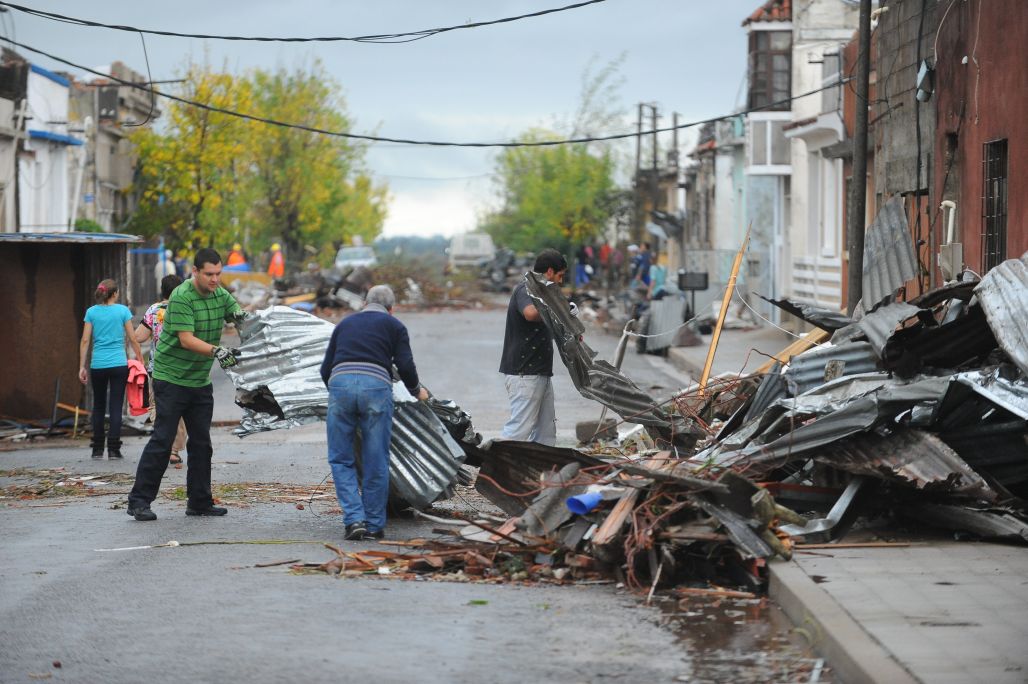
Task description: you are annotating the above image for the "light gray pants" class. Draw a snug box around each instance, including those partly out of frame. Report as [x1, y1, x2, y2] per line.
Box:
[500, 374, 556, 446]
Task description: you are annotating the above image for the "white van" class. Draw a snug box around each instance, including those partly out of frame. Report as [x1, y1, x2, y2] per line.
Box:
[448, 233, 496, 270]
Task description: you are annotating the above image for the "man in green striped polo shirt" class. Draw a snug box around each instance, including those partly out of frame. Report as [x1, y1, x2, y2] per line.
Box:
[127, 248, 247, 522]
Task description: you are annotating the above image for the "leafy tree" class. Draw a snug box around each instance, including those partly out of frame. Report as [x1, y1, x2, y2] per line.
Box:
[129, 63, 252, 249]
[245, 63, 386, 264]
[479, 58, 626, 253]
[129, 61, 387, 268]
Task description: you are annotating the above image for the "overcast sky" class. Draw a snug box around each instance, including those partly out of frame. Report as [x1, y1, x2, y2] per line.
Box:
[8, 0, 762, 237]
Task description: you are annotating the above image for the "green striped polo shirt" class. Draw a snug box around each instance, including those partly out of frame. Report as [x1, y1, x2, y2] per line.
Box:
[153, 280, 242, 387]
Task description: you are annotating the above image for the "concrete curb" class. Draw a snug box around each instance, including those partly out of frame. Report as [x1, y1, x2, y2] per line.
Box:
[768, 559, 920, 684]
[667, 347, 704, 379]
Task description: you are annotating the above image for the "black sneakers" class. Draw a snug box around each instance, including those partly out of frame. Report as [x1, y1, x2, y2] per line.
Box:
[91, 446, 104, 459]
[185, 505, 228, 517]
[345, 521, 369, 540]
[108, 449, 123, 459]
[366, 529, 385, 540]
[127, 505, 157, 521]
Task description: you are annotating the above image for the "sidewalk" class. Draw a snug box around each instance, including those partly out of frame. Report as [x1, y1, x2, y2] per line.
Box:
[770, 542, 1028, 684]
[667, 325, 794, 380]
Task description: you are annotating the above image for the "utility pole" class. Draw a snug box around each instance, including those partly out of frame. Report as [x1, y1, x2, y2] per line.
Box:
[633, 103, 643, 244]
[846, 0, 872, 315]
[650, 105, 660, 235]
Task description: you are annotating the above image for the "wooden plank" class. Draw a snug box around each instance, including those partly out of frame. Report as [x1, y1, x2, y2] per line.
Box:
[591, 489, 640, 546]
[755, 327, 830, 374]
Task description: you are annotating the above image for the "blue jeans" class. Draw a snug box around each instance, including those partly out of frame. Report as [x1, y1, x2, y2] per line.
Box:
[327, 373, 394, 532]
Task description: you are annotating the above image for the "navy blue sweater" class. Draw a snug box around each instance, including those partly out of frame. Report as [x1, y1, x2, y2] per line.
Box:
[319, 309, 420, 392]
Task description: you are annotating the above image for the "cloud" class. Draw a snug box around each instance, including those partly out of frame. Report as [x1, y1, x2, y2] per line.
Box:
[382, 184, 485, 238]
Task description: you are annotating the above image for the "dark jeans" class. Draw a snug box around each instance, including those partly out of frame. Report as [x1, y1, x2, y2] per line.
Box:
[128, 380, 214, 510]
[90, 366, 129, 450]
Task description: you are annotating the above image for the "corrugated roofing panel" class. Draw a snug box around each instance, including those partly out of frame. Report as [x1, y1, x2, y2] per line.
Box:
[862, 197, 917, 308]
[813, 428, 998, 502]
[784, 342, 879, 395]
[643, 295, 685, 353]
[975, 253, 1028, 375]
[0, 231, 142, 243]
[855, 302, 922, 356]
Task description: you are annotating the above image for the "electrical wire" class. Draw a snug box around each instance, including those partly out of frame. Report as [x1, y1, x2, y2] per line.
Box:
[0, 0, 607, 44]
[122, 32, 155, 127]
[1, 35, 855, 149]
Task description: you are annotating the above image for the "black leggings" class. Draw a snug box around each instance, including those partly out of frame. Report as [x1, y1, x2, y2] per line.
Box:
[90, 365, 129, 449]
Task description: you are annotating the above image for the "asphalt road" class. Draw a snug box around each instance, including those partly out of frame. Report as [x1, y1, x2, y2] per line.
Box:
[0, 306, 816, 683]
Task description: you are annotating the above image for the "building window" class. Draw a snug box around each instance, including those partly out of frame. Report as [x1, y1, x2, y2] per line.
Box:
[748, 31, 792, 111]
[982, 139, 1008, 272]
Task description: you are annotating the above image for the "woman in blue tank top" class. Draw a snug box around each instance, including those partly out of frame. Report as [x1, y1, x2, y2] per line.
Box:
[78, 279, 143, 459]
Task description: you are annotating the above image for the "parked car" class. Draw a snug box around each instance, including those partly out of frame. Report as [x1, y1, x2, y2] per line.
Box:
[447, 233, 496, 270]
[334, 245, 377, 272]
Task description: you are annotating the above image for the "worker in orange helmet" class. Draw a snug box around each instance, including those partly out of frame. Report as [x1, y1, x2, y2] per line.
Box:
[267, 242, 285, 278]
[226, 243, 246, 267]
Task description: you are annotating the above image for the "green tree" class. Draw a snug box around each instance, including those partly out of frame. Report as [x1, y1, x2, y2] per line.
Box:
[129, 63, 252, 248]
[245, 63, 386, 264]
[480, 59, 626, 253]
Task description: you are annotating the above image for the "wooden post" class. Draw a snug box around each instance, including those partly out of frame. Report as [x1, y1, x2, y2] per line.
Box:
[698, 227, 750, 395]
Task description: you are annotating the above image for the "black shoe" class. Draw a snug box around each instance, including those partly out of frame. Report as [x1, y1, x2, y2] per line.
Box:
[107, 449, 123, 459]
[366, 529, 385, 540]
[91, 447, 104, 459]
[186, 505, 228, 517]
[127, 505, 157, 521]
[345, 521, 369, 540]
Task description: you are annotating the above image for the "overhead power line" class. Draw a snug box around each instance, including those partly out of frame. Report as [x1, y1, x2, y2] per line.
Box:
[3, 37, 852, 148]
[0, 0, 607, 44]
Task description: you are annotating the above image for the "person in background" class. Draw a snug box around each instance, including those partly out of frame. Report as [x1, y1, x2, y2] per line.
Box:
[155, 249, 176, 293]
[574, 244, 592, 289]
[78, 279, 144, 459]
[499, 249, 575, 447]
[632, 242, 653, 288]
[226, 243, 247, 267]
[267, 242, 285, 278]
[647, 253, 668, 300]
[320, 285, 429, 541]
[134, 274, 187, 466]
[126, 248, 249, 522]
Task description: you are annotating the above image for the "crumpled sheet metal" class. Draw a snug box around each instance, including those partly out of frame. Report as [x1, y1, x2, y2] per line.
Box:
[523, 272, 698, 441]
[953, 367, 1028, 421]
[758, 295, 854, 331]
[849, 301, 923, 356]
[228, 306, 335, 434]
[783, 341, 879, 395]
[975, 252, 1028, 376]
[388, 396, 467, 510]
[862, 196, 918, 310]
[812, 428, 998, 502]
[226, 307, 466, 509]
[692, 375, 951, 473]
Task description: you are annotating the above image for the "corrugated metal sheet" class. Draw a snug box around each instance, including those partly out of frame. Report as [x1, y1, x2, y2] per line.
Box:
[975, 253, 1028, 375]
[882, 305, 997, 378]
[0, 231, 142, 243]
[854, 302, 922, 356]
[643, 295, 685, 353]
[758, 295, 854, 331]
[523, 272, 701, 443]
[389, 398, 467, 509]
[225, 306, 466, 508]
[812, 428, 998, 502]
[784, 342, 879, 395]
[862, 196, 917, 309]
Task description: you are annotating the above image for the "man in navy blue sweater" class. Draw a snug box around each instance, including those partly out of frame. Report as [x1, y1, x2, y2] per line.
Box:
[320, 284, 428, 540]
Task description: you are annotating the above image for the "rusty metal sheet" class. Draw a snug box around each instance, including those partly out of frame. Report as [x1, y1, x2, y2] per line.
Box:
[862, 196, 917, 309]
[975, 252, 1028, 375]
[812, 428, 998, 502]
